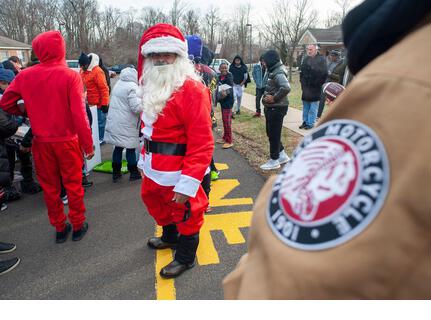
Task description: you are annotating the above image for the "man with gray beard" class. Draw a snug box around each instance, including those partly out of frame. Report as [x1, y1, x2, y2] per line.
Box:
[136, 24, 214, 278]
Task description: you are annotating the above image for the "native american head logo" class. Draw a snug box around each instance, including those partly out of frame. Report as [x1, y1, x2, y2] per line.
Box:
[280, 138, 358, 223]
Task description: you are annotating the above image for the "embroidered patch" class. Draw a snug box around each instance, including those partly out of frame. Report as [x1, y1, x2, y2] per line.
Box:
[267, 120, 390, 251]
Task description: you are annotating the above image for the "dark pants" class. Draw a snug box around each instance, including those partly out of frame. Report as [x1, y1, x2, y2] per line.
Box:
[201, 173, 211, 198]
[6, 145, 33, 183]
[210, 158, 217, 172]
[317, 89, 326, 119]
[255, 87, 265, 114]
[264, 106, 288, 160]
[112, 147, 137, 166]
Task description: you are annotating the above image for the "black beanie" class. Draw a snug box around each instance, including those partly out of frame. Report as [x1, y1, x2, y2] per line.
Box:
[78, 52, 91, 66]
[262, 49, 280, 70]
[343, 0, 431, 75]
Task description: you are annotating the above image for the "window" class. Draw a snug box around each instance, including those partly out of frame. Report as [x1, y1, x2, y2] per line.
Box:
[0, 50, 9, 61]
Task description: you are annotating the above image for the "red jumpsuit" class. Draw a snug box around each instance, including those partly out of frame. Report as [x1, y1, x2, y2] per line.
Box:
[0, 31, 93, 232]
[138, 79, 214, 235]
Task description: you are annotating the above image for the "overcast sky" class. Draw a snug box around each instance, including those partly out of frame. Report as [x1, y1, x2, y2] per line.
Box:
[97, 0, 364, 27]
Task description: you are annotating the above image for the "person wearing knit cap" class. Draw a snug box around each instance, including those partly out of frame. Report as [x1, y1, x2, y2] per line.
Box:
[137, 23, 214, 278]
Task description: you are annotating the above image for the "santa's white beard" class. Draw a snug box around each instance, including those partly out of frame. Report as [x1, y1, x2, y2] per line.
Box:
[139, 57, 200, 122]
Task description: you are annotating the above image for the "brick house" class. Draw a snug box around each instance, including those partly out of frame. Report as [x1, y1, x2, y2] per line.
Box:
[0, 35, 31, 65]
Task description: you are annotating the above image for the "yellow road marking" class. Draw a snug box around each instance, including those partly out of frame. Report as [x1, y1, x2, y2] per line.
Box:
[214, 163, 229, 171]
[155, 226, 176, 300]
[197, 211, 253, 266]
[154, 163, 254, 299]
[210, 179, 253, 207]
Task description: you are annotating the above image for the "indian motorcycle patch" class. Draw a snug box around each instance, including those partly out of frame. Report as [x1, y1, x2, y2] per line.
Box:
[267, 120, 390, 251]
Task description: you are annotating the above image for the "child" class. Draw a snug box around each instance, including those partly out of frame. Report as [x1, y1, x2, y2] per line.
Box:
[104, 67, 142, 182]
[216, 62, 234, 149]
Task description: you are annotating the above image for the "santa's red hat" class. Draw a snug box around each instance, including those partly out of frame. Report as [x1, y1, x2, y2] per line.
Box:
[137, 23, 188, 80]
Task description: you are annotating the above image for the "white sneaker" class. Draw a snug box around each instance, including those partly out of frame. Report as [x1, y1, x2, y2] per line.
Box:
[278, 150, 291, 165]
[61, 195, 68, 205]
[260, 159, 281, 171]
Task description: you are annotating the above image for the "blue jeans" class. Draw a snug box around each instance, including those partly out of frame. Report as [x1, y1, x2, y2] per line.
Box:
[97, 108, 106, 141]
[302, 100, 319, 127]
[112, 147, 137, 166]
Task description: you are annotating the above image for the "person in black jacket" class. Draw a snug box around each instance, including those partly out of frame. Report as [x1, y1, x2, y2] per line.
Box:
[216, 63, 234, 149]
[229, 55, 248, 115]
[299, 44, 328, 129]
[0, 108, 20, 275]
[260, 49, 291, 171]
[98, 56, 111, 93]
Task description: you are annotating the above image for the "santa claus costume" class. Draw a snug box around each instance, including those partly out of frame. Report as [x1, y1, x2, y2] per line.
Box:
[137, 24, 214, 278]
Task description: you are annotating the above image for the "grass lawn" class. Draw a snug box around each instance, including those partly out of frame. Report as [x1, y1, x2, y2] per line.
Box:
[214, 107, 303, 178]
[245, 72, 304, 110]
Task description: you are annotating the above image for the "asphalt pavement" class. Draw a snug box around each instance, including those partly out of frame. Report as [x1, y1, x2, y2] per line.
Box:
[0, 141, 265, 299]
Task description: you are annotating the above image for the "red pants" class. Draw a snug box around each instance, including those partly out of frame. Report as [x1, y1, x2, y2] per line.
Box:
[141, 176, 207, 235]
[222, 108, 233, 144]
[32, 140, 86, 231]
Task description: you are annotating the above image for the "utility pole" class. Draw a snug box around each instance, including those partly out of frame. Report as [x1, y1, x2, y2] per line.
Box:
[246, 23, 252, 70]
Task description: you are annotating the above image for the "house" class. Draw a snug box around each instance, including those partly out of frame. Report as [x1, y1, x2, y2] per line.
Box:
[0, 35, 31, 65]
[296, 25, 344, 61]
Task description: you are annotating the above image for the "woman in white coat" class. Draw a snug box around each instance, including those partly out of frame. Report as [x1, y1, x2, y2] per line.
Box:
[104, 67, 143, 182]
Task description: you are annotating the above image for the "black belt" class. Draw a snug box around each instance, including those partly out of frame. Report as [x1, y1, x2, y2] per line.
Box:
[144, 138, 187, 156]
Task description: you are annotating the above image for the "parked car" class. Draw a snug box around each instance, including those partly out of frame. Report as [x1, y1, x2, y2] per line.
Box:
[109, 64, 135, 74]
[66, 60, 80, 73]
[210, 59, 230, 74]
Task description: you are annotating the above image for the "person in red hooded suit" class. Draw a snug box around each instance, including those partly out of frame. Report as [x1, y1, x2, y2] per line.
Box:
[0, 31, 94, 243]
[137, 24, 214, 278]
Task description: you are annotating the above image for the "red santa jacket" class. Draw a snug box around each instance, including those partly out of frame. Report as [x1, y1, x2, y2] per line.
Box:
[0, 31, 93, 155]
[138, 79, 214, 198]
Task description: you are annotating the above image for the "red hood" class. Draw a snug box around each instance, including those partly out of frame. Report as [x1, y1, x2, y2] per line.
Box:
[32, 31, 66, 64]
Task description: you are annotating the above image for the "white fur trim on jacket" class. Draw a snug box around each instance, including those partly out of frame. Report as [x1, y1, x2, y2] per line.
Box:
[141, 36, 188, 58]
[173, 174, 201, 198]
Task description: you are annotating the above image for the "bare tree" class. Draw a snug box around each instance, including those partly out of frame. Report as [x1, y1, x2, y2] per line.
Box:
[169, 0, 189, 27]
[261, 0, 317, 81]
[334, 0, 352, 19]
[232, 3, 251, 60]
[202, 6, 219, 51]
[181, 9, 200, 35]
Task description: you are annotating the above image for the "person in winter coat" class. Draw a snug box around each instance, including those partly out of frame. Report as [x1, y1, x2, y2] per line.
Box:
[216, 63, 234, 149]
[104, 67, 142, 182]
[79, 52, 110, 144]
[0, 31, 94, 243]
[317, 50, 341, 120]
[259, 49, 291, 171]
[98, 56, 111, 93]
[229, 55, 248, 115]
[252, 56, 267, 117]
[224, 0, 431, 299]
[0, 108, 20, 275]
[299, 44, 328, 130]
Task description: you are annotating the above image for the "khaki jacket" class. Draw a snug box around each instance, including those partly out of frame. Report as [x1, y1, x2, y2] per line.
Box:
[223, 16, 431, 299]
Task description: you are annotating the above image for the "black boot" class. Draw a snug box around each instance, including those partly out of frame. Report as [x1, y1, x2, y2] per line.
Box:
[20, 180, 42, 194]
[0, 257, 20, 275]
[5, 186, 21, 202]
[160, 233, 199, 279]
[128, 164, 141, 181]
[82, 175, 93, 188]
[147, 224, 179, 250]
[112, 162, 122, 183]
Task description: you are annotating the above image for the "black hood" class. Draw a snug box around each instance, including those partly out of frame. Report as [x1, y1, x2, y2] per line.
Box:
[262, 49, 280, 70]
[201, 46, 215, 66]
[343, 0, 431, 75]
[232, 55, 246, 67]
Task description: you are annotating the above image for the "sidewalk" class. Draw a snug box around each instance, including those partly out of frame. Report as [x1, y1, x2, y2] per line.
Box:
[241, 93, 307, 136]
